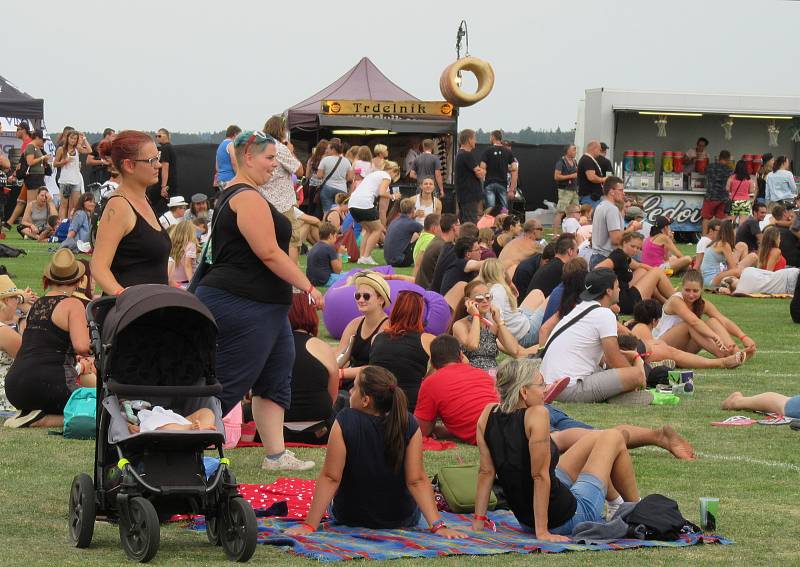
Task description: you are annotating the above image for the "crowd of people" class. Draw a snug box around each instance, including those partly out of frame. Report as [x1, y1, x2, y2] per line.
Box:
[2, 124, 798, 542]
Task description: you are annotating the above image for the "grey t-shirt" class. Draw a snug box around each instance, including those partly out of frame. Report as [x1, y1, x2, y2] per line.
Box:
[591, 199, 624, 256]
[412, 152, 441, 181]
[318, 155, 353, 192]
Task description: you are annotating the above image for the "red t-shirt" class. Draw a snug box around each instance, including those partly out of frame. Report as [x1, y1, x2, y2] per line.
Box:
[413, 363, 499, 445]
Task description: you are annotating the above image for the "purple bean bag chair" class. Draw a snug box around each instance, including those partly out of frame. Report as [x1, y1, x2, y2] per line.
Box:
[322, 267, 450, 339]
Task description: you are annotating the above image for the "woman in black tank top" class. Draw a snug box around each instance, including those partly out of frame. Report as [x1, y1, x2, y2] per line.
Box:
[91, 131, 171, 294]
[473, 359, 641, 541]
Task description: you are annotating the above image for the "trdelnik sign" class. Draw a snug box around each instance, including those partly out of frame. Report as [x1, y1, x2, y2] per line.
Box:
[637, 192, 703, 233]
[321, 100, 454, 117]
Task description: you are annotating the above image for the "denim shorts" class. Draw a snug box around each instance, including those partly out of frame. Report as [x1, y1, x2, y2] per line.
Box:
[518, 307, 545, 348]
[785, 395, 800, 419]
[550, 470, 607, 536]
[547, 404, 593, 431]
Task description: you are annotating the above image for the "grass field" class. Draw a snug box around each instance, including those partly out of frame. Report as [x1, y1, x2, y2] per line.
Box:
[0, 231, 798, 566]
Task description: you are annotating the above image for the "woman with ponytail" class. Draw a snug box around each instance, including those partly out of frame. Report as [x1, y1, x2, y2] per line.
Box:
[286, 366, 466, 538]
[473, 358, 641, 542]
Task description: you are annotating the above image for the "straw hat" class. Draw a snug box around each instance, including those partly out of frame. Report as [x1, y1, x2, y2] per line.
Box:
[352, 271, 391, 306]
[0, 275, 24, 302]
[43, 249, 85, 285]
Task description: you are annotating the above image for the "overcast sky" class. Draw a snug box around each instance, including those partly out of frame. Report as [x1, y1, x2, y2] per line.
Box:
[4, 0, 800, 134]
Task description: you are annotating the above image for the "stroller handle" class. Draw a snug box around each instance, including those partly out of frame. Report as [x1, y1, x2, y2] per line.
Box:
[107, 380, 222, 398]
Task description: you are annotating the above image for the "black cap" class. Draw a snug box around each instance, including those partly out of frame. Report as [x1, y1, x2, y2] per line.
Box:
[653, 215, 672, 230]
[600, 142, 609, 151]
[580, 268, 617, 301]
[31, 128, 44, 140]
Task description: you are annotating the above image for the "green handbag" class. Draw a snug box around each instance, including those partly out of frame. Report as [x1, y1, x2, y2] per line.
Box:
[437, 464, 496, 513]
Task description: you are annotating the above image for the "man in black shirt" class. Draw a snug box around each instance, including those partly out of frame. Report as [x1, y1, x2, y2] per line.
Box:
[512, 242, 555, 298]
[86, 127, 115, 184]
[526, 234, 577, 298]
[734, 203, 767, 252]
[480, 130, 516, 212]
[597, 142, 613, 176]
[429, 222, 479, 293]
[147, 128, 179, 216]
[454, 129, 484, 224]
[577, 140, 607, 208]
[772, 205, 800, 266]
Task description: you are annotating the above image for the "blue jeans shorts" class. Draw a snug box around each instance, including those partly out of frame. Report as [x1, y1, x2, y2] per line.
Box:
[550, 470, 607, 536]
[518, 307, 545, 348]
[784, 395, 800, 419]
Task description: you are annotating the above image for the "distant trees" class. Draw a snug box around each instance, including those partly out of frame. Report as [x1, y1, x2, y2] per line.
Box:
[475, 127, 574, 145]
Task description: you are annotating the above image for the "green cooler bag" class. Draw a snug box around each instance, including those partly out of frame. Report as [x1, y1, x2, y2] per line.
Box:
[437, 464, 496, 513]
[63, 387, 97, 440]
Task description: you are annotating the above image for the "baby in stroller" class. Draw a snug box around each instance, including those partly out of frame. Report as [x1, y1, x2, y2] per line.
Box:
[120, 399, 216, 433]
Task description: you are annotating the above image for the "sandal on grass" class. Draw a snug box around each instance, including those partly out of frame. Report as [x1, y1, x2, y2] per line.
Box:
[758, 414, 793, 425]
[711, 415, 757, 427]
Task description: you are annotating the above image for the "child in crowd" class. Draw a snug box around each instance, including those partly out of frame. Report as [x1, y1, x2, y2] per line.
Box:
[192, 217, 208, 244]
[477, 228, 497, 259]
[306, 222, 346, 287]
[121, 400, 216, 434]
[285, 366, 465, 537]
[167, 220, 198, 289]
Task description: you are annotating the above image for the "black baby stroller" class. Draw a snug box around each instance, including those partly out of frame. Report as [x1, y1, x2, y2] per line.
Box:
[67, 285, 257, 562]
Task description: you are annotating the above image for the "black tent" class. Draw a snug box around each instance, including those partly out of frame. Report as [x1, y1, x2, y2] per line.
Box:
[0, 75, 44, 122]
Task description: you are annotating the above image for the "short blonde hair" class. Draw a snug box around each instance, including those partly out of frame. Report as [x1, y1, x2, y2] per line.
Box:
[384, 160, 401, 182]
[495, 358, 541, 413]
[373, 144, 389, 158]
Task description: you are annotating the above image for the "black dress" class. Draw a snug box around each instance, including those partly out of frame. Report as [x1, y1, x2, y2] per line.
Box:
[4, 296, 79, 414]
[349, 317, 388, 368]
[485, 407, 576, 531]
[369, 332, 429, 411]
[107, 195, 171, 287]
[286, 332, 333, 422]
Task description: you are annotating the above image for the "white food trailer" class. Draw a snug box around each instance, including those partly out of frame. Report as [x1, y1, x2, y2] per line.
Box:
[575, 89, 800, 232]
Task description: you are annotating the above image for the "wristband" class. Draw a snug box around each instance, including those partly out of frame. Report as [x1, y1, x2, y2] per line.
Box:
[300, 523, 316, 533]
[430, 518, 447, 533]
[473, 514, 496, 532]
[306, 284, 316, 295]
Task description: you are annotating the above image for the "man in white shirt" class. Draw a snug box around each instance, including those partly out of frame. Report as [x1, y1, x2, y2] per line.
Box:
[540, 269, 647, 404]
[158, 196, 188, 229]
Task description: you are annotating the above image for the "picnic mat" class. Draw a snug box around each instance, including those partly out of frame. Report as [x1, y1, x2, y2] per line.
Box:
[236, 438, 457, 452]
[189, 509, 732, 561]
[238, 478, 317, 520]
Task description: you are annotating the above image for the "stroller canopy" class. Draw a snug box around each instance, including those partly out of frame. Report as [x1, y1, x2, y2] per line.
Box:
[100, 285, 217, 388]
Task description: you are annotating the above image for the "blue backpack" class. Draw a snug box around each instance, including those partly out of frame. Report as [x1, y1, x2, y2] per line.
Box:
[54, 219, 70, 242]
[63, 387, 96, 439]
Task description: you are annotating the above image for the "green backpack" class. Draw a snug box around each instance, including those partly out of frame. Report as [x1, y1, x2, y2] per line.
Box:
[63, 387, 97, 440]
[437, 464, 497, 513]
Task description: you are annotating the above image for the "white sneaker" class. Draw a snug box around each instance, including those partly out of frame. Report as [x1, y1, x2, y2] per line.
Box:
[358, 256, 378, 265]
[261, 450, 315, 471]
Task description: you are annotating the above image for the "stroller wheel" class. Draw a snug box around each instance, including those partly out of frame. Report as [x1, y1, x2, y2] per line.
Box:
[119, 497, 160, 563]
[68, 473, 96, 548]
[220, 497, 257, 562]
[205, 514, 221, 546]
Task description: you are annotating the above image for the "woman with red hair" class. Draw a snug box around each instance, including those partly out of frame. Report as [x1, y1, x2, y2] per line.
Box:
[91, 130, 171, 294]
[285, 290, 338, 444]
[369, 291, 435, 411]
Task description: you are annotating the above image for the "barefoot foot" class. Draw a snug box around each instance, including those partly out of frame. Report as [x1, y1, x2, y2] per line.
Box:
[660, 425, 695, 460]
[721, 391, 743, 410]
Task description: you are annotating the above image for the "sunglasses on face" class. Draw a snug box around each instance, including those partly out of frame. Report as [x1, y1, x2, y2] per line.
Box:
[472, 293, 493, 302]
[354, 292, 372, 301]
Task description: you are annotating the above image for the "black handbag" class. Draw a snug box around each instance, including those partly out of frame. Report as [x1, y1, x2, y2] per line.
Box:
[314, 156, 343, 205]
[186, 184, 251, 293]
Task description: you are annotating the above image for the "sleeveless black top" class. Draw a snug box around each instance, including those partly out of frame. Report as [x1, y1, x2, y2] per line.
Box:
[108, 195, 171, 287]
[286, 332, 333, 422]
[485, 407, 576, 530]
[369, 331, 429, 411]
[350, 317, 388, 367]
[199, 184, 292, 304]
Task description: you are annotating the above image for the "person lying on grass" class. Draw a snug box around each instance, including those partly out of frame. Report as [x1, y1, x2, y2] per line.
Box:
[721, 391, 800, 419]
[474, 358, 642, 542]
[285, 366, 466, 538]
[415, 334, 695, 460]
[651, 270, 756, 360]
[627, 299, 744, 369]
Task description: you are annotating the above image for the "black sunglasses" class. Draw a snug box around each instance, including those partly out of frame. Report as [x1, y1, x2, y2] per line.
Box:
[354, 292, 372, 301]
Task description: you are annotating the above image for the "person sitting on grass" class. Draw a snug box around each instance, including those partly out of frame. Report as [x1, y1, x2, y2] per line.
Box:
[639, 215, 692, 274]
[294, 206, 321, 249]
[414, 213, 457, 287]
[757, 226, 787, 272]
[166, 220, 198, 289]
[60, 193, 97, 253]
[628, 299, 744, 369]
[700, 220, 758, 288]
[652, 270, 756, 360]
[19, 188, 58, 241]
[452, 280, 538, 371]
[498, 219, 545, 277]
[306, 222, 346, 287]
[3, 249, 96, 429]
[439, 236, 484, 295]
[369, 291, 435, 412]
[539, 269, 649, 404]
[411, 213, 441, 277]
[414, 335, 695, 462]
[594, 232, 676, 314]
[473, 358, 642, 541]
[721, 390, 800, 420]
[284, 365, 466, 538]
[492, 214, 521, 257]
[0, 275, 37, 334]
[477, 227, 497, 259]
[383, 198, 423, 268]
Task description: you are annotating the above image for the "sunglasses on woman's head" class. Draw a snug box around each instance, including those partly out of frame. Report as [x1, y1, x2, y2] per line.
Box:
[354, 292, 372, 301]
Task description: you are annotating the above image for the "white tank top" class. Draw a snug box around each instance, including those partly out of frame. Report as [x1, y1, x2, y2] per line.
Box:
[58, 148, 83, 185]
[652, 292, 686, 339]
[414, 194, 436, 220]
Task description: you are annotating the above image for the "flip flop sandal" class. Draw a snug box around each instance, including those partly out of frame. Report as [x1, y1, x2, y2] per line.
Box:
[543, 377, 570, 404]
[758, 415, 793, 425]
[711, 415, 757, 426]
